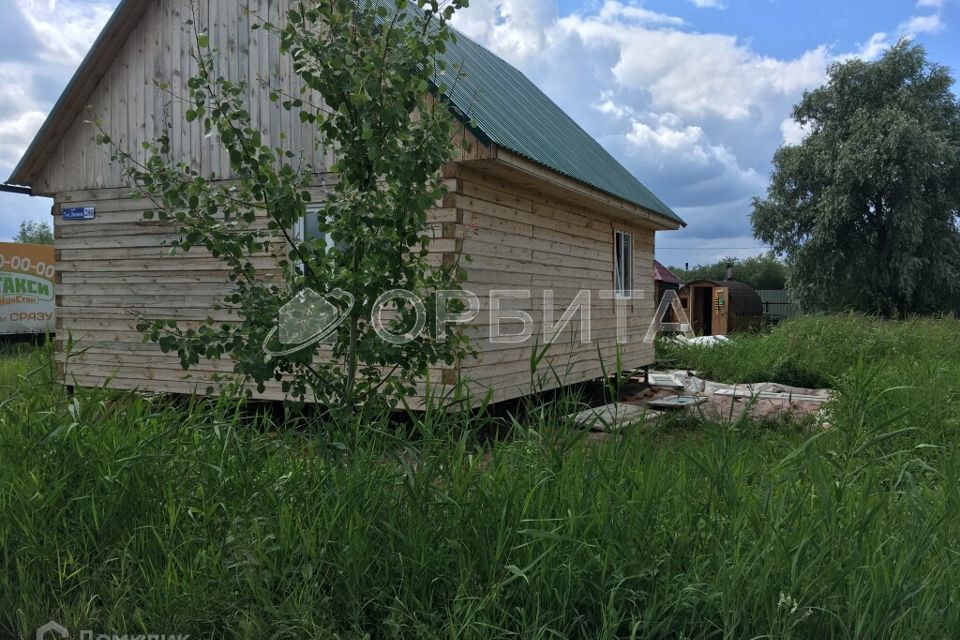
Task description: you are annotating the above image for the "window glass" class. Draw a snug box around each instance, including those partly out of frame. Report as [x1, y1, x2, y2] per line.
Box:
[615, 230, 633, 298]
[300, 205, 335, 252]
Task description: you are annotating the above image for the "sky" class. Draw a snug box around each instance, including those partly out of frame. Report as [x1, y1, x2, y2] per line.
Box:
[0, 0, 957, 268]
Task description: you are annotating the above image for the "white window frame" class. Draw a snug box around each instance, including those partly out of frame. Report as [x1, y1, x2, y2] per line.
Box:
[614, 229, 633, 299]
[295, 204, 336, 253]
[292, 205, 337, 274]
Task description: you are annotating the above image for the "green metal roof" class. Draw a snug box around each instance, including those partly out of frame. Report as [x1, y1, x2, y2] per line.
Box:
[436, 27, 684, 226]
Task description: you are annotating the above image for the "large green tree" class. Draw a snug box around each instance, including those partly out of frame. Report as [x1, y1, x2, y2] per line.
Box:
[752, 42, 960, 317]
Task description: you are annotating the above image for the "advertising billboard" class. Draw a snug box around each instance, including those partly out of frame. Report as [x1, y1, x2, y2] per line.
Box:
[0, 242, 55, 335]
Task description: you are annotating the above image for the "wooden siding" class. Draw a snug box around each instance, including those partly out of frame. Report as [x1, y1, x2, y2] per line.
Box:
[55, 182, 290, 401]
[52, 180, 454, 403]
[52, 163, 659, 406]
[446, 164, 657, 404]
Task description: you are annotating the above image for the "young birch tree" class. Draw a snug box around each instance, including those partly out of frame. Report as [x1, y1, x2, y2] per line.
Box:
[99, 0, 472, 413]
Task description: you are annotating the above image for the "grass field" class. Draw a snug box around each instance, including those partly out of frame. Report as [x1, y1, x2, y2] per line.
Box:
[2, 315, 960, 639]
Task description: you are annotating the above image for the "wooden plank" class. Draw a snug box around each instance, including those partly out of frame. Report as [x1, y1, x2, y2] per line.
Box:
[59, 295, 227, 309]
[57, 307, 238, 321]
[56, 257, 278, 272]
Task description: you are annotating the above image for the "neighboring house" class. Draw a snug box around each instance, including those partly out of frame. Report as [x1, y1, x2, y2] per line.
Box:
[653, 260, 684, 324]
[5, 0, 684, 406]
[654, 260, 684, 304]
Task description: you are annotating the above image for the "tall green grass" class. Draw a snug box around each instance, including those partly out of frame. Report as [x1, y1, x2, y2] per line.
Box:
[1, 316, 959, 638]
[658, 313, 960, 388]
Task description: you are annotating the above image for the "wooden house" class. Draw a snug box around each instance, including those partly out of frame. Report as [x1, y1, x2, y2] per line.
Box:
[5, 0, 685, 405]
[653, 260, 684, 324]
[654, 260, 684, 305]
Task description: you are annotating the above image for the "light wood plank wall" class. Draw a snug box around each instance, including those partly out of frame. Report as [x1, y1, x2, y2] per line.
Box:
[53, 163, 658, 406]
[55, 182, 305, 401]
[53, 181, 455, 403]
[445, 165, 657, 405]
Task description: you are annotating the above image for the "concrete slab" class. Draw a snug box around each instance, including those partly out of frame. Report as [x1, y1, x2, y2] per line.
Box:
[646, 372, 686, 389]
[569, 402, 662, 432]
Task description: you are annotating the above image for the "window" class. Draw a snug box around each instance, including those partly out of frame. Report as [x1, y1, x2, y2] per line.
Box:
[295, 205, 336, 253]
[292, 206, 338, 274]
[614, 230, 633, 299]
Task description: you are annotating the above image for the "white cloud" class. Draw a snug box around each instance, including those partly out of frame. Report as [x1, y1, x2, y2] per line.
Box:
[690, 0, 727, 8]
[623, 111, 767, 206]
[451, 0, 559, 62]
[628, 119, 706, 157]
[453, 0, 686, 65]
[780, 117, 812, 147]
[545, 9, 833, 122]
[616, 109, 767, 216]
[897, 0, 948, 37]
[899, 12, 945, 35]
[853, 32, 893, 60]
[0, 110, 47, 169]
[593, 94, 637, 120]
[596, 1, 686, 26]
[14, 0, 115, 66]
[0, 64, 40, 116]
[0, 63, 48, 168]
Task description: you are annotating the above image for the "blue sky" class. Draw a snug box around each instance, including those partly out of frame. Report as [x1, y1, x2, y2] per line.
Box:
[0, 0, 957, 267]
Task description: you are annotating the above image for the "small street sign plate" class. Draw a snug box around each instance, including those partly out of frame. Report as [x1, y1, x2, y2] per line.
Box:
[62, 207, 96, 220]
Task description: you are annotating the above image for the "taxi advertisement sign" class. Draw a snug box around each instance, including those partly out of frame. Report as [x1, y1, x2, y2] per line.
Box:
[0, 242, 56, 335]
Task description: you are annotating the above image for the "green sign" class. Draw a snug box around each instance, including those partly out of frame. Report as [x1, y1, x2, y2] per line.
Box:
[0, 271, 54, 301]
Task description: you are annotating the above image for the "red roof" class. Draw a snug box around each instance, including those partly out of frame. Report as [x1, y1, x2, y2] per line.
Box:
[654, 260, 683, 286]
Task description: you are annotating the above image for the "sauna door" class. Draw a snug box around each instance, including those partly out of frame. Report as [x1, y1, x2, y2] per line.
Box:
[711, 286, 729, 336]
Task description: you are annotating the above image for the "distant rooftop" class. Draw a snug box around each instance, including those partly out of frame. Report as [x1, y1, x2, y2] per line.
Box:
[654, 260, 684, 286]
